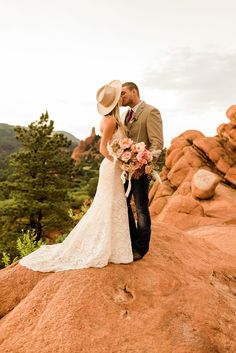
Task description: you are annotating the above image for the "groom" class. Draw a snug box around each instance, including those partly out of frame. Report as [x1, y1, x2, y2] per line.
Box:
[121, 82, 164, 261]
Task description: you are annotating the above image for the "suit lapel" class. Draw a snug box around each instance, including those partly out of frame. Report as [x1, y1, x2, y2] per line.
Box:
[124, 101, 146, 127]
[132, 101, 145, 122]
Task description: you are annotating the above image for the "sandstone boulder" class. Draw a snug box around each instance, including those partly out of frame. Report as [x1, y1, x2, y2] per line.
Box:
[226, 105, 236, 123]
[191, 169, 221, 199]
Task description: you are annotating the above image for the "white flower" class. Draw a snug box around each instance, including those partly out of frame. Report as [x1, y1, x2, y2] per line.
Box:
[135, 142, 146, 152]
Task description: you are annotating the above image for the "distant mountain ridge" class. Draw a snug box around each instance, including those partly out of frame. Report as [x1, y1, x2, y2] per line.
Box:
[52, 130, 80, 146]
[0, 123, 21, 155]
[0, 123, 80, 156]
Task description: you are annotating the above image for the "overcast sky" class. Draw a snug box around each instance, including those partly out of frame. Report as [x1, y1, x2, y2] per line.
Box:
[0, 0, 235, 147]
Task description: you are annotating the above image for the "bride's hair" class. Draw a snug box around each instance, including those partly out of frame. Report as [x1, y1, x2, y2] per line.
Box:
[105, 104, 127, 136]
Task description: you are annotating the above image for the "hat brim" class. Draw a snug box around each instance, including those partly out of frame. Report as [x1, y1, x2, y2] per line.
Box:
[97, 80, 122, 116]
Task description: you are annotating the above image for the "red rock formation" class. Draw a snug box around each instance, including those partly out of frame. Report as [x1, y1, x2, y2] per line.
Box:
[150, 106, 236, 230]
[226, 105, 236, 124]
[0, 220, 236, 353]
[71, 127, 101, 165]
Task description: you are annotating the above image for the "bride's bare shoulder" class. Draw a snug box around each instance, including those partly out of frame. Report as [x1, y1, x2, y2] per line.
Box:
[102, 115, 116, 123]
[100, 115, 116, 132]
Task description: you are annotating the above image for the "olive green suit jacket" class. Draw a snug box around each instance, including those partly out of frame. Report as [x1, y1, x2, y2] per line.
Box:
[123, 101, 164, 159]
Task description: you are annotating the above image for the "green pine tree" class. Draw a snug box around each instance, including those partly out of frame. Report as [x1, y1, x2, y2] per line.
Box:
[1, 112, 74, 248]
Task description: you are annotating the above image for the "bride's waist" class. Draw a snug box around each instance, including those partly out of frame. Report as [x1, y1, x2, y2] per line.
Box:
[101, 157, 114, 166]
[100, 158, 120, 171]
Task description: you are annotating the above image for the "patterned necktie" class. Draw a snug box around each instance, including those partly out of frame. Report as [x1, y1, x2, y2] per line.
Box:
[125, 109, 134, 125]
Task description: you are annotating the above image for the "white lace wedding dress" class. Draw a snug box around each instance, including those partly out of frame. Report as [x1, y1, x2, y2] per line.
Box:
[19, 129, 133, 272]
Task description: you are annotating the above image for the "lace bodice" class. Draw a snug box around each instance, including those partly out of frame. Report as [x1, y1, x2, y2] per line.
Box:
[110, 128, 124, 142]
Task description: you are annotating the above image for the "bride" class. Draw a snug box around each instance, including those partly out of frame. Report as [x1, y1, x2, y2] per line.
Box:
[19, 80, 133, 271]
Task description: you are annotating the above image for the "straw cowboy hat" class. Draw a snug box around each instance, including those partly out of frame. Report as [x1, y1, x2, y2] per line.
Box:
[96, 80, 122, 115]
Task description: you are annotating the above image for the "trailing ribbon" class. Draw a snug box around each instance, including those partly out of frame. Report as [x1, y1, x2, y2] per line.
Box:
[120, 171, 127, 184]
[120, 171, 132, 198]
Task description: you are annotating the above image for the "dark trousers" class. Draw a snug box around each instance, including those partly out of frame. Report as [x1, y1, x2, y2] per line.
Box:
[125, 175, 151, 256]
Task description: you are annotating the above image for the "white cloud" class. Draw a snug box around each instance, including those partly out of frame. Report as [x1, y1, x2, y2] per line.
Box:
[144, 48, 236, 109]
[141, 48, 236, 146]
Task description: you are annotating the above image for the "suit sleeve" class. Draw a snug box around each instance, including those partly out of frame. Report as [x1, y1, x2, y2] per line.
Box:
[146, 108, 164, 159]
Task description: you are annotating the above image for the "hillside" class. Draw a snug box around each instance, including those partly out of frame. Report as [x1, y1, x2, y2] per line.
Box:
[0, 122, 80, 157]
[53, 130, 80, 147]
[0, 124, 21, 155]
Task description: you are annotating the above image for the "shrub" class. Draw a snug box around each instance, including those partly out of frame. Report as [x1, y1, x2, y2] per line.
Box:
[69, 193, 90, 209]
[1, 229, 44, 267]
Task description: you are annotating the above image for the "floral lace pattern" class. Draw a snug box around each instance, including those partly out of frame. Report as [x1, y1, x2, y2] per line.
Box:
[19, 129, 133, 272]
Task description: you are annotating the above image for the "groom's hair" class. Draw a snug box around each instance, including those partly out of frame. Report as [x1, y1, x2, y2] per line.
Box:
[122, 82, 140, 98]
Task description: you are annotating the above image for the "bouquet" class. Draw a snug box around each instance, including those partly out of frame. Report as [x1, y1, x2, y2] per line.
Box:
[108, 137, 153, 196]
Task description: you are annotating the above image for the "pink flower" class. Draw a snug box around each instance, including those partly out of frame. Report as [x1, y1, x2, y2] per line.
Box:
[108, 137, 153, 180]
[131, 145, 137, 153]
[136, 150, 149, 165]
[118, 137, 133, 149]
[121, 151, 132, 162]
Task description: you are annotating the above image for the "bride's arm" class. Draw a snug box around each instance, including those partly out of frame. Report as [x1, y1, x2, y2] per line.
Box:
[100, 116, 116, 161]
